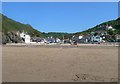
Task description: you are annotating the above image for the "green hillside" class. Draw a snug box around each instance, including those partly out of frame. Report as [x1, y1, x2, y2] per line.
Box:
[2, 13, 45, 44]
[1, 14, 71, 44]
[1, 13, 120, 44]
[2, 13, 43, 37]
[74, 17, 120, 35]
[2, 13, 71, 38]
[42, 32, 73, 39]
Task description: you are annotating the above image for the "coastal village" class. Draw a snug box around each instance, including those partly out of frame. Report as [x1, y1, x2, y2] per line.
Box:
[2, 2, 119, 82]
[2, 13, 120, 45]
[6, 24, 119, 45]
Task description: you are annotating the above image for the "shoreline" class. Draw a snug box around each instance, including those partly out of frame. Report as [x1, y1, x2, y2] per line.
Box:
[2, 43, 119, 48]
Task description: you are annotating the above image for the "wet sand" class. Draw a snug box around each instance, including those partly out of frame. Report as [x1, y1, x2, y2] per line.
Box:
[2, 45, 118, 82]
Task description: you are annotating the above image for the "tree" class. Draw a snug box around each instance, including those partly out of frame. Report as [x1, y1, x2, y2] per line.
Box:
[107, 29, 115, 35]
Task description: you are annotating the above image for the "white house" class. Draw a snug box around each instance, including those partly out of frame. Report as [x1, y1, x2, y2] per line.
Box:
[107, 25, 116, 31]
[79, 35, 83, 39]
[20, 32, 31, 43]
[56, 38, 61, 43]
[91, 36, 102, 42]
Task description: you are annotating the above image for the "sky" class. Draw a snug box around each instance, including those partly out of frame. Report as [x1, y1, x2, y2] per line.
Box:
[2, 2, 118, 33]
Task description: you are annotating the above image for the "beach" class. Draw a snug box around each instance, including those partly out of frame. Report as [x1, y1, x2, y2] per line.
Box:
[2, 45, 118, 82]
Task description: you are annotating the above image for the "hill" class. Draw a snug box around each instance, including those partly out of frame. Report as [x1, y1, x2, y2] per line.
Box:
[2, 13, 43, 37]
[74, 17, 120, 35]
[1, 13, 120, 44]
[42, 32, 73, 39]
[1, 14, 71, 44]
[2, 13, 45, 44]
[2, 13, 71, 39]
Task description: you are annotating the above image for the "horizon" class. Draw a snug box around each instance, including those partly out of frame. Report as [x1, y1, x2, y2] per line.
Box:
[2, 2, 118, 33]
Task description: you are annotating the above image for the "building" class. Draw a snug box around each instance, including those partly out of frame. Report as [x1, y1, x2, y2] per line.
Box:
[106, 25, 116, 31]
[71, 35, 91, 43]
[91, 35, 103, 43]
[20, 32, 31, 43]
[56, 38, 61, 43]
[78, 35, 92, 43]
[115, 35, 120, 42]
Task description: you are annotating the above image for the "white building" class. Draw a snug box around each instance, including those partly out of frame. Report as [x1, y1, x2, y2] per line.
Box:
[56, 38, 61, 43]
[20, 32, 31, 43]
[79, 36, 83, 39]
[107, 25, 116, 31]
[91, 36, 102, 42]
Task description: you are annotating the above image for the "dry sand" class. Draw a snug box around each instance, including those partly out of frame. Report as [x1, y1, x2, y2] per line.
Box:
[2, 45, 118, 82]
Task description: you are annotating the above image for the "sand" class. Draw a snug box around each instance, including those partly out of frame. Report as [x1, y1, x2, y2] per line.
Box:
[2, 45, 118, 82]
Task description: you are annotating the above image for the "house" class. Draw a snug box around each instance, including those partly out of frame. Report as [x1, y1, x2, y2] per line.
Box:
[46, 37, 55, 43]
[31, 37, 44, 43]
[20, 32, 31, 43]
[31, 37, 61, 44]
[79, 35, 83, 39]
[56, 38, 61, 43]
[115, 35, 120, 42]
[106, 25, 116, 31]
[79, 35, 91, 43]
[91, 35, 103, 43]
[71, 35, 91, 43]
[72, 35, 79, 43]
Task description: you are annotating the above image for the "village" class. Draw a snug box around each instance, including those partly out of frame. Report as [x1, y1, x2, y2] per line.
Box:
[15, 25, 120, 45]
[2, 2, 119, 82]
